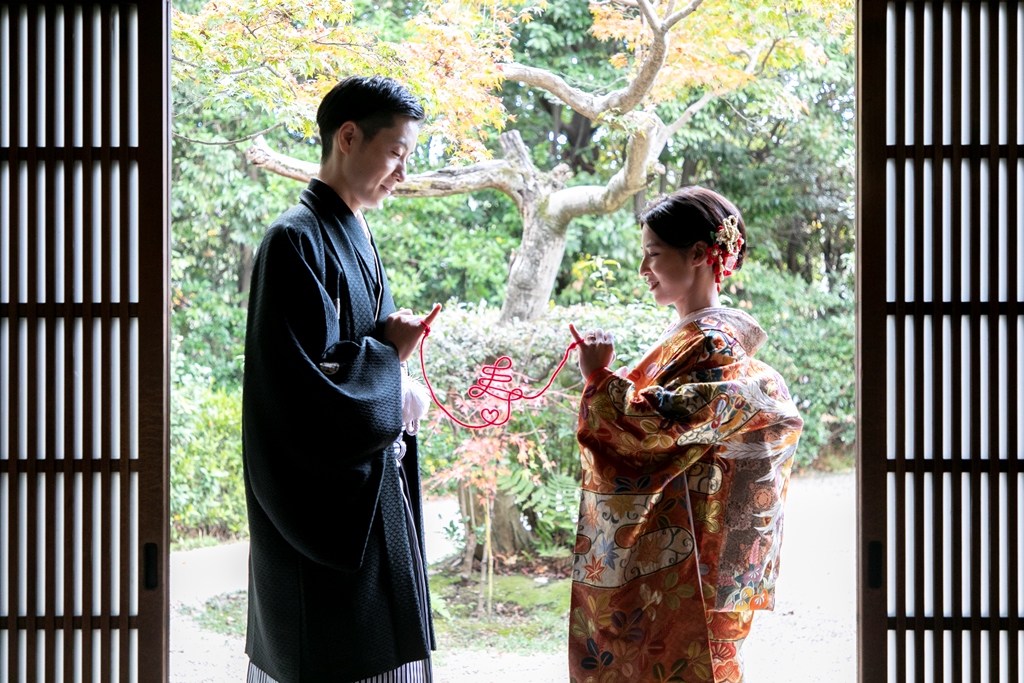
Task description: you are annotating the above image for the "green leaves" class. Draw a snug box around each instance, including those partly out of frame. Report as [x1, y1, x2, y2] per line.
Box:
[170, 368, 247, 543]
[173, 0, 510, 158]
[375, 193, 521, 310]
[171, 122, 300, 388]
[499, 468, 579, 551]
[731, 261, 855, 462]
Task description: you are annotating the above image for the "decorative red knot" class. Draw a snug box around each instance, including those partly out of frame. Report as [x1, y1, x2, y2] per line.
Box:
[418, 322, 579, 429]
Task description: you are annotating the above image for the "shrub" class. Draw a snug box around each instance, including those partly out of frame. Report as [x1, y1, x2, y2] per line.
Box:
[414, 299, 672, 475]
[417, 272, 854, 494]
[414, 300, 672, 550]
[417, 282, 852, 552]
[729, 262, 856, 462]
[166, 268, 853, 543]
[171, 365, 247, 544]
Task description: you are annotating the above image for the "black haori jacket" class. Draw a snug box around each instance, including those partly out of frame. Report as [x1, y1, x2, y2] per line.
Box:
[242, 179, 435, 682]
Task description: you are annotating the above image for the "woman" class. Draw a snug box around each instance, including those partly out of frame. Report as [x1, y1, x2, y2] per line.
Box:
[568, 187, 803, 683]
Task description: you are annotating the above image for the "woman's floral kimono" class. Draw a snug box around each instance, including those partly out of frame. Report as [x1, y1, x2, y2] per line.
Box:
[570, 307, 803, 683]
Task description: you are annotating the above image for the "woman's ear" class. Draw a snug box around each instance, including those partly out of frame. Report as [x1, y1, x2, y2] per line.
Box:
[691, 242, 709, 265]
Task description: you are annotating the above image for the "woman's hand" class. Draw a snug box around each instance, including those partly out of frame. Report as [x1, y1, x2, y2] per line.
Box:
[569, 323, 615, 382]
[385, 303, 441, 362]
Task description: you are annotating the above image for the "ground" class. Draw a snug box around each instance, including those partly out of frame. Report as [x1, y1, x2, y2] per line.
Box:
[170, 471, 855, 682]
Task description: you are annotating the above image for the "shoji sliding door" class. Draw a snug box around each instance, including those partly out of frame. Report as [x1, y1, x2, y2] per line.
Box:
[0, 2, 170, 682]
[859, 1, 1022, 681]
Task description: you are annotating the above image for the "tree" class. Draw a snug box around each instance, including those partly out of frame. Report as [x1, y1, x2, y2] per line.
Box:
[172, 0, 854, 558]
[661, 32, 856, 292]
[170, 0, 516, 381]
[175, 0, 835, 322]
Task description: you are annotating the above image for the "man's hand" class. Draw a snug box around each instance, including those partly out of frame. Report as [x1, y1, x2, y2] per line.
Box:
[569, 323, 615, 382]
[384, 303, 441, 362]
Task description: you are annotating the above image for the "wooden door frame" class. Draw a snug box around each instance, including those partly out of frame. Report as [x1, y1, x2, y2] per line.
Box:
[856, 1, 889, 680]
[1, 3, 170, 681]
[136, 1, 172, 680]
[5, 1, 1020, 681]
[857, 2, 1022, 681]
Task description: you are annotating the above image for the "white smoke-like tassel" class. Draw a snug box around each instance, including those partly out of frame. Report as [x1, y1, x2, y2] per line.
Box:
[402, 372, 431, 435]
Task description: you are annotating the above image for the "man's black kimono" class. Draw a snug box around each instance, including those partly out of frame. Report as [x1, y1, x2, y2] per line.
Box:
[242, 179, 434, 683]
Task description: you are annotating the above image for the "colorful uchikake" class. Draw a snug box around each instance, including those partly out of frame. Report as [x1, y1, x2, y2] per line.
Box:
[705, 214, 744, 292]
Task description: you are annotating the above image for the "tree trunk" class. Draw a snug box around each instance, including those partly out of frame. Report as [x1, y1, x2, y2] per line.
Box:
[489, 489, 534, 556]
[489, 130, 572, 323]
[239, 244, 253, 302]
[500, 208, 569, 322]
[786, 218, 802, 274]
[459, 484, 534, 562]
[550, 103, 562, 160]
[458, 483, 479, 580]
[679, 157, 698, 187]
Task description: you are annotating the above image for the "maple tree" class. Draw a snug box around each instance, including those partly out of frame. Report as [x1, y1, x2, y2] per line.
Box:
[174, 0, 849, 322]
[171, 0, 855, 561]
[172, 0, 511, 157]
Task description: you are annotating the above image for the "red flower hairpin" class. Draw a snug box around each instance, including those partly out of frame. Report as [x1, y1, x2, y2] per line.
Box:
[705, 214, 744, 292]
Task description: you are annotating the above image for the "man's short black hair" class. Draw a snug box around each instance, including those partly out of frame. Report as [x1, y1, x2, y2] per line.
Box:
[316, 76, 425, 164]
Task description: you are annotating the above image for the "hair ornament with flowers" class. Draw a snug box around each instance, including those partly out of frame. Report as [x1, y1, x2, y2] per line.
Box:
[705, 214, 744, 292]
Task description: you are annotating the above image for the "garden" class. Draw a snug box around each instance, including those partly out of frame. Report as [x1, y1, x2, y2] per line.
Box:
[169, 0, 856, 675]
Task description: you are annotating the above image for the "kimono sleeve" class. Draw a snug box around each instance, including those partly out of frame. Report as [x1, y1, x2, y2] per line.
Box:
[577, 326, 775, 470]
[242, 221, 402, 572]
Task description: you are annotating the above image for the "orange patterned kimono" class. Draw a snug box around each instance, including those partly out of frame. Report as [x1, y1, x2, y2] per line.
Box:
[570, 307, 803, 683]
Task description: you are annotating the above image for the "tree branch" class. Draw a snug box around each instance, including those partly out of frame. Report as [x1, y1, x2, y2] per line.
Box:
[500, 63, 602, 119]
[548, 112, 662, 221]
[753, 38, 780, 76]
[664, 0, 704, 30]
[542, 33, 770, 223]
[498, 128, 534, 169]
[174, 123, 284, 147]
[634, 0, 661, 29]
[660, 37, 770, 141]
[594, 0, 708, 112]
[171, 54, 200, 69]
[729, 37, 773, 75]
[398, 131, 535, 208]
[312, 39, 374, 51]
[394, 160, 525, 209]
[245, 135, 320, 182]
[501, 0, 706, 121]
[660, 90, 716, 140]
[246, 133, 531, 209]
[721, 95, 765, 129]
[171, 53, 281, 78]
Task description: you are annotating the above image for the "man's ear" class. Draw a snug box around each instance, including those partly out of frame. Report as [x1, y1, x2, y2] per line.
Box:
[334, 121, 360, 156]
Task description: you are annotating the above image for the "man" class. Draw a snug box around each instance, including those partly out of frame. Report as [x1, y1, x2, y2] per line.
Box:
[242, 76, 439, 683]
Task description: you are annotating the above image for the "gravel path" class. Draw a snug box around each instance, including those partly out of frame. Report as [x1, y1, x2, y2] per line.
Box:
[170, 471, 855, 682]
[170, 607, 250, 682]
[742, 472, 856, 683]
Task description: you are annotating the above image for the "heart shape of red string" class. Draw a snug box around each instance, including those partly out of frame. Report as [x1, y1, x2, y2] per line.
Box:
[418, 323, 578, 429]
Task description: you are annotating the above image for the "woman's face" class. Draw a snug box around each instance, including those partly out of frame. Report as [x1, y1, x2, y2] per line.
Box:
[638, 225, 707, 313]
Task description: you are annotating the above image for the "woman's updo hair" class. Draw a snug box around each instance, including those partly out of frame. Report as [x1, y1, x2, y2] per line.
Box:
[639, 186, 748, 271]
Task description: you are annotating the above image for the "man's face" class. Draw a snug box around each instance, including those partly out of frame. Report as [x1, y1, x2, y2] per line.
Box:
[336, 116, 420, 213]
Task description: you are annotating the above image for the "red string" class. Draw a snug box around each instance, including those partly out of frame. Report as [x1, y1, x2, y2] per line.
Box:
[418, 322, 579, 429]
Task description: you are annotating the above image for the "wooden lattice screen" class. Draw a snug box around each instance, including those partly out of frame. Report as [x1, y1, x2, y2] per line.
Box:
[0, 2, 169, 682]
[859, 1, 1022, 682]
